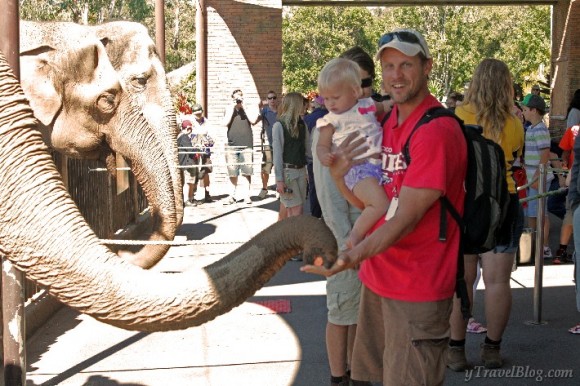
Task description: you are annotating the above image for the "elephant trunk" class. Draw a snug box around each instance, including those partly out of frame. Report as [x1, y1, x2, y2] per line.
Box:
[108, 96, 180, 269]
[1, 57, 337, 331]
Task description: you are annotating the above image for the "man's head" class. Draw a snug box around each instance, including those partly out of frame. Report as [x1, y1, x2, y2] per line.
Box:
[192, 104, 203, 116]
[181, 120, 193, 132]
[266, 90, 277, 107]
[376, 29, 433, 106]
[531, 84, 541, 95]
[232, 89, 243, 105]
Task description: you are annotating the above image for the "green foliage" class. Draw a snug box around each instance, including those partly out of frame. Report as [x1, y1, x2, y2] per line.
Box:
[283, 5, 551, 99]
[282, 7, 379, 94]
[20, 2, 551, 101]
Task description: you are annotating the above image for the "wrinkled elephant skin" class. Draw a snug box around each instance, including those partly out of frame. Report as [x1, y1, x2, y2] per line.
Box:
[0, 52, 338, 331]
[20, 21, 182, 269]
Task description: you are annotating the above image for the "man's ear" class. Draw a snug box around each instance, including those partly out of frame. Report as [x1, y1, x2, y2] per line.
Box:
[19, 50, 62, 126]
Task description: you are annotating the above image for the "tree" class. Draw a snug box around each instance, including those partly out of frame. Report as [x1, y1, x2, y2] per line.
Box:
[283, 5, 551, 99]
[282, 6, 379, 94]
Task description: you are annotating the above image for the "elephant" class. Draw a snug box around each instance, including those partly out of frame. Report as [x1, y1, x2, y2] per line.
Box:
[19, 20, 183, 269]
[0, 50, 337, 331]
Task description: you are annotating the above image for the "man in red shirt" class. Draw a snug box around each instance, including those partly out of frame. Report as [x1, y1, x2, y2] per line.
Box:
[303, 29, 467, 385]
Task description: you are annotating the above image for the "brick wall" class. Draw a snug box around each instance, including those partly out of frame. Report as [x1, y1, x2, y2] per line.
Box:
[204, 0, 283, 122]
[550, 0, 580, 133]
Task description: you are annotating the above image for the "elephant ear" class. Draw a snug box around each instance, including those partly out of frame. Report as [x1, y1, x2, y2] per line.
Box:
[20, 46, 62, 126]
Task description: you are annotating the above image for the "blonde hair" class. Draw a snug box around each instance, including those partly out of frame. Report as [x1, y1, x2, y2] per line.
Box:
[277, 92, 304, 138]
[463, 59, 515, 143]
[318, 58, 362, 96]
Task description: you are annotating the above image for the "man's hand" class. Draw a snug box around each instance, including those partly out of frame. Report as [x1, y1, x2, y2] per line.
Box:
[329, 133, 368, 182]
[300, 250, 360, 277]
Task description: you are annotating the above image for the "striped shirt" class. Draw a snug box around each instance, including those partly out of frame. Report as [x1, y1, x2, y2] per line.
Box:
[524, 121, 551, 179]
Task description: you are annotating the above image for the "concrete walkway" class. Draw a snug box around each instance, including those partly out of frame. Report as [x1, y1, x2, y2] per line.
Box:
[24, 178, 580, 385]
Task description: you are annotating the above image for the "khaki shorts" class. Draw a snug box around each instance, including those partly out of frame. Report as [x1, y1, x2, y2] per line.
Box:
[181, 168, 199, 185]
[261, 145, 273, 174]
[326, 269, 362, 325]
[279, 167, 307, 209]
[351, 286, 452, 385]
[225, 147, 253, 177]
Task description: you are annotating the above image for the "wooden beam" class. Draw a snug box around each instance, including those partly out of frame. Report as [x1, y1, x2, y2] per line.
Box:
[282, 0, 557, 6]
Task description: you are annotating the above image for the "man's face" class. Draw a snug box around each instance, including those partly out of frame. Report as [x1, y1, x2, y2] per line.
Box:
[267, 93, 277, 107]
[380, 48, 432, 106]
[532, 86, 540, 95]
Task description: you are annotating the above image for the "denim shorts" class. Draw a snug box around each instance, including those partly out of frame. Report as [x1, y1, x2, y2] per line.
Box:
[525, 186, 548, 218]
[225, 147, 253, 177]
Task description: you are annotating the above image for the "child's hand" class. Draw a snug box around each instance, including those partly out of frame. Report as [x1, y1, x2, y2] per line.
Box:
[321, 153, 336, 167]
[346, 230, 363, 250]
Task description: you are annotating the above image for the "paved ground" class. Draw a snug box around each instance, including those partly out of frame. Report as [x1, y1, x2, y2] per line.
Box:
[24, 167, 580, 385]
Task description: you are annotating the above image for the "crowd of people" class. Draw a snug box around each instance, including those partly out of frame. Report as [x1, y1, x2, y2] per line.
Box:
[175, 29, 580, 385]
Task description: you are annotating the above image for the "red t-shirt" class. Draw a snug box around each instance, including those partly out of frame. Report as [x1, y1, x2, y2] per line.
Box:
[358, 95, 467, 302]
[559, 125, 579, 167]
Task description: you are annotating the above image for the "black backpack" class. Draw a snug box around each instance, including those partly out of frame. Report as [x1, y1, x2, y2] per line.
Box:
[401, 106, 510, 319]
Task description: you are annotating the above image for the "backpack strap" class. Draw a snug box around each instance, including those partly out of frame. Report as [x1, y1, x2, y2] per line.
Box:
[403, 106, 472, 320]
[379, 110, 392, 127]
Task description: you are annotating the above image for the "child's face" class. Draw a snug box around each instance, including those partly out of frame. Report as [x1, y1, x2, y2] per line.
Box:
[320, 83, 360, 115]
[522, 105, 538, 122]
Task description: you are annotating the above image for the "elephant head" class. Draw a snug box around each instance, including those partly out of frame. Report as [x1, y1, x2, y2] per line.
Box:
[90, 21, 183, 220]
[19, 21, 182, 269]
[0, 50, 337, 331]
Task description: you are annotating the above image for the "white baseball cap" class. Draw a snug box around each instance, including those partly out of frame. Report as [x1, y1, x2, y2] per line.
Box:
[375, 29, 432, 60]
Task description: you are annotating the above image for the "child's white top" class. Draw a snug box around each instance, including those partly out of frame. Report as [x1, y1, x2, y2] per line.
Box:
[316, 97, 382, 161]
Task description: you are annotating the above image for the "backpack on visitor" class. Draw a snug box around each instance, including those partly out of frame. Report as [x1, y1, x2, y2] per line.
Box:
[403, 106, 510, 318]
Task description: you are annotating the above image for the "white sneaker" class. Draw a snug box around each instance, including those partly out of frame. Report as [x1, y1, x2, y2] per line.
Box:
[258, 188, 268, 199]
[223, 196, 236, 205]
[244, 196, 252, 205]
[543, 246, 552, 259]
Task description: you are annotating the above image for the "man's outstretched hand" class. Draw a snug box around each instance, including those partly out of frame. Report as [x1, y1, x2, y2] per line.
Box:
[301, 251, 360, 277]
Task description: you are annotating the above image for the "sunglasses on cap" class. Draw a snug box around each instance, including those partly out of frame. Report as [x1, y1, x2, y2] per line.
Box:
[378, 31, 428, 56]
[268, 96, 277, 100]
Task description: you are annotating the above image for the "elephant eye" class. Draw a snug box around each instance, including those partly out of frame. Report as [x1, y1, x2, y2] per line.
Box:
[97, 92, 118, 114]
[130, 75, 148, 90]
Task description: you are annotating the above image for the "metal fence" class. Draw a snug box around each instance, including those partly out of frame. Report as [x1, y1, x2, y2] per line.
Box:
[24, 151, 148, 301]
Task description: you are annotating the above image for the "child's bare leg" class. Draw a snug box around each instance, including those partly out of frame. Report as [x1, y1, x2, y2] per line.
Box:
[349, 177, 389, 247]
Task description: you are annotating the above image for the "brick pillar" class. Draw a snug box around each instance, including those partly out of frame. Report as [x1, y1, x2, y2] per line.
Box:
[205, 0, 282, 122]
[550, 0, 580, 133]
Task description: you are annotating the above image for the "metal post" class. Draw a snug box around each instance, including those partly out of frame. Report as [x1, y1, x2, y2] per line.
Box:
[530, 163, 548, 325]
[155, 0, 166, 66]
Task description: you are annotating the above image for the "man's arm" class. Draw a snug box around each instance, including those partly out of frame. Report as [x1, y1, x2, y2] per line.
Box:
[302, 185, 440, 276]
[252, 108, 263, 126]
